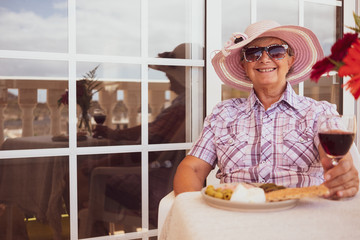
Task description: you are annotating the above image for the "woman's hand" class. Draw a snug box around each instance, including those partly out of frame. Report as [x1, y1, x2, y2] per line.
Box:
[92, 125, 112, 139]
[320, 151, 359, 199]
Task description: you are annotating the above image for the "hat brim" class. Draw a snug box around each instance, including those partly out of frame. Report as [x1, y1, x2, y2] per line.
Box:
[212, 25, 324, 91]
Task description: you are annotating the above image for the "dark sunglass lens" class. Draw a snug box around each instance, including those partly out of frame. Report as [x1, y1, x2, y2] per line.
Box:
[245, 48, 262, 61]
[268, 45, 286, 59]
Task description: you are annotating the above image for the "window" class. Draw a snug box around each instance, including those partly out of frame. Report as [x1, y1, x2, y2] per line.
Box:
[0, 0, 204, 239]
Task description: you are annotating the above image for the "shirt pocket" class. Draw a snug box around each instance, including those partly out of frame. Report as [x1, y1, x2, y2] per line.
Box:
[282, 128, 316, 169]
[215, 132, 250, 172]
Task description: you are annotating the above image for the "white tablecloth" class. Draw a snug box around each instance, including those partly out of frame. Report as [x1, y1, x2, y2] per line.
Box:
[161, 192, 360, 240]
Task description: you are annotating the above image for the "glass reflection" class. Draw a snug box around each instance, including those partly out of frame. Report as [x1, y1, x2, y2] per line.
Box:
[304, 3, 338, 56]
[148, 0, 204, 59]
[148, 44, 189, 144]
[221, 84, 249, 101]
[304, 74, 341, 112]
[221, 0, 251, 45]
[0, 156, 69, 239]
[77, 153, 142, 237]
[257, 0, 298, 25]
[0, 59, 68, 149]
[148, 150, 186, 230]
[0, 0, 67, 52]
[74, 63, 142, 146]
[76, 0, 141, 56]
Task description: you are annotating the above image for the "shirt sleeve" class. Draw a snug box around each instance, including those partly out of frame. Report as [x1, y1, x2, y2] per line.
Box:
[187, 112, 218, 168]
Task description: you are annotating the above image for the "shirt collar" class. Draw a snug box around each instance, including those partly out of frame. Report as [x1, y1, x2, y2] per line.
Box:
[280, 82, 300, 110]
[247, 82, 300, 112]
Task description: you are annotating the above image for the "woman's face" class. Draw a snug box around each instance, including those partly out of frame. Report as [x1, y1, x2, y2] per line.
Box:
[242, 37, 295, 91]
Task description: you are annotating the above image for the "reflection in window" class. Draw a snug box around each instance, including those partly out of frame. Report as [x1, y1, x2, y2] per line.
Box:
[77, 152, 142, 237]
[0, 156, 69, 239]
[222, 0, 250, 45]
[222, 85, 249, 101]
[304, 74, 342, 113]
[73, 63, 142, 146]
[76, 0, 141, 56]
[0, 0, 68, 52]
[148, 44, 187, 144]
[0, 59, 67, 148]
[304, 3, 339, 56]
[257, 0, 298, 25]
[148, 150, 186, 230]
[149, 0, 204, 59]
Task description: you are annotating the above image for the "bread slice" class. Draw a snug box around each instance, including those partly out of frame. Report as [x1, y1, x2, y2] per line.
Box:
[265, 184, 329, 202]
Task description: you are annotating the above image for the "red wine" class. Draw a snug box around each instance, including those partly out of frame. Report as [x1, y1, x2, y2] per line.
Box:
[94, 114, 106, 124]
[319, 132, 354, 157]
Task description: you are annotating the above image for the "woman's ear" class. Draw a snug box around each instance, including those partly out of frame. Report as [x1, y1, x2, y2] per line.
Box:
[288, 55, 295, 70]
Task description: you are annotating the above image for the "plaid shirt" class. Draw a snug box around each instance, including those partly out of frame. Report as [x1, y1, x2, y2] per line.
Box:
[189, 83, 338, 187]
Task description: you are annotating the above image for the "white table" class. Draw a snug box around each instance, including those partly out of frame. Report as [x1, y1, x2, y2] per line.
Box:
[161, 191, 360, 240]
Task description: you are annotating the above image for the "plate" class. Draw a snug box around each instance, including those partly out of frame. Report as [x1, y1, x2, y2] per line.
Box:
[201, 183, 299, 212]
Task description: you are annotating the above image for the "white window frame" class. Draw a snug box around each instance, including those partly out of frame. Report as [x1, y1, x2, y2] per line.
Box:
[0, 0, 205, 239]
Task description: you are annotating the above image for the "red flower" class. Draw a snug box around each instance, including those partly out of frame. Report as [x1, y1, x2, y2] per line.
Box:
[339, 39, 360, 99]
[310, 33, 358, 82]
[311, 12, 360, 100]
[310, 58, 334, 82]
[57, 91, 68, 106]
[343, 75, 360, 99]
[330, 33, 358, 61]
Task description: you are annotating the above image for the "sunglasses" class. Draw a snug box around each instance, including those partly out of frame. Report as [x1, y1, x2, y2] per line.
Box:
[242, 44, 289, 62]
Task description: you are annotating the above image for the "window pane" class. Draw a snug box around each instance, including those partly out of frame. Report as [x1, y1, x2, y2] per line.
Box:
[76, 0, 141, 56]
[148, 63, 186, 144]
[221, 0, 251, 45]
[222, 85, 249, 101]
[77, 152, 141, 237]
[221, 0, 251, 100]
[304, 75, 342, 113]
[0, 0, 68, 52]
[0, 59, 68, 149]
[149, 0, 204, 59]
[74, 63, 141, 147]
[304, 3, 341, 110]
[257, 0, 298, 25]
[0, 156, 69, 239]
[304, 3, 338, 56]
[148, 150, 186, 230]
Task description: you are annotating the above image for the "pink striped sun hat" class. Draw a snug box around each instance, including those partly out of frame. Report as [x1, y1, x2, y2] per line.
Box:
[212, 20, 324, 91]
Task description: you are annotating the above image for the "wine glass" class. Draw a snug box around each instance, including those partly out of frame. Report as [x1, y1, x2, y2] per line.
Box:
[93, 108, 106, 138]
[318, 114, 356, 166]
[93, 108, 106, 125]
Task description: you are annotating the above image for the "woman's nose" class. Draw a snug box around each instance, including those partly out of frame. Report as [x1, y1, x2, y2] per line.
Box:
[258, 50, 272, 62]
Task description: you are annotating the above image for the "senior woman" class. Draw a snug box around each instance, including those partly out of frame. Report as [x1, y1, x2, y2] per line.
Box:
[174, 20, 359, 199]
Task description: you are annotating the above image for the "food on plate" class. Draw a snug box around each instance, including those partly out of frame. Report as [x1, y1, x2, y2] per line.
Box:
[205, 185, 234, 200]
[265, 184, 329, 202]
[204, 183, 329, 203]
[259, 183, 286, 193]
[230, 182, 266, 203]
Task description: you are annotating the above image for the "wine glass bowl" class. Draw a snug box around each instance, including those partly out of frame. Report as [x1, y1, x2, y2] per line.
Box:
[93, 108, 107, 139]
[93, 108, 106, 125]
[318, 114, 356, 166]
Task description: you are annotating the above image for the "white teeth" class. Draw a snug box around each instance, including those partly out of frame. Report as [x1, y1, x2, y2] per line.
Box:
[257, 68, 275, 72]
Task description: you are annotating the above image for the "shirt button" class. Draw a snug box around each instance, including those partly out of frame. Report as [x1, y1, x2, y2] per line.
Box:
[228, 139, 234, 144]
[260, 179, 265, 183]
[261, 161, 266, 164]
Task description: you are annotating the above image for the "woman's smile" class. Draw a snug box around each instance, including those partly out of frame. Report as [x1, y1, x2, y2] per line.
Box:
[256, 67, 277, 73]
